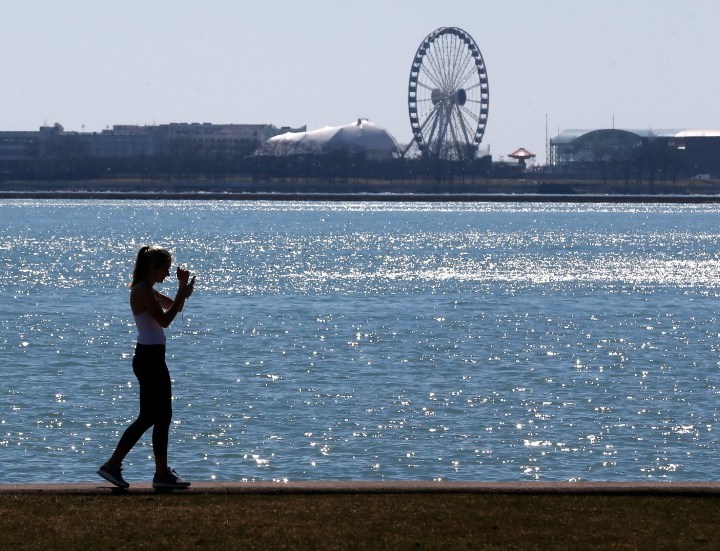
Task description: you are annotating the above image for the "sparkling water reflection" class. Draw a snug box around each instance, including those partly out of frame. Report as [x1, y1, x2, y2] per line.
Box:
[2, 200, 720, 483]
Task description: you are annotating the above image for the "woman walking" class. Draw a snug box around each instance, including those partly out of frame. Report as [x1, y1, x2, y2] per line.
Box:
[98, 245, 195, 489]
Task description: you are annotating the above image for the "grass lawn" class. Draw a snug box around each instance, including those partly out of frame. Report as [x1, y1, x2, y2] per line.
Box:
[2, 492, 720, 549]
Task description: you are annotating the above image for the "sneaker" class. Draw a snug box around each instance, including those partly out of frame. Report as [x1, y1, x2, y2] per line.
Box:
[97, 462, 129, 489]
[152, 467, 191, 490]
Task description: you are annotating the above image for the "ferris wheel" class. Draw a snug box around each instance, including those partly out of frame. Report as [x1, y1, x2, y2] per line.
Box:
[408, 27, 489, 160]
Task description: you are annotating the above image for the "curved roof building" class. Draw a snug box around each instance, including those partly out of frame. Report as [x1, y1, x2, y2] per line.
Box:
[551, 128, 720, 177]
[264, 119, 399, 159]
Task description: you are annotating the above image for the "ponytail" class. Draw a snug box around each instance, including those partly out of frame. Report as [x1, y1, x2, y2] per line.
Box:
[131, 245, 171, 286]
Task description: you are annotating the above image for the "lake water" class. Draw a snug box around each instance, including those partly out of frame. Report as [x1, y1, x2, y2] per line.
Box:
[2, 199, 720, 484]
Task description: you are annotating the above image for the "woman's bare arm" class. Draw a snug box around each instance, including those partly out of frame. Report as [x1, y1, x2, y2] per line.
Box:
[154, 289, 174, 310]
[131, 282, 192, 328]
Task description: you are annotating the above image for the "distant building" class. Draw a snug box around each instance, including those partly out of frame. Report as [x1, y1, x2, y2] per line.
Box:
[262, 119, 399, 160]
[0, 122, 305, 168]
[551, 129, 720, 178]
[149, 123, 304, 159]
[0, 131, 38, 161]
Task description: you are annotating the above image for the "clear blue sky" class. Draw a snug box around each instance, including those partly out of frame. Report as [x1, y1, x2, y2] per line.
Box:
[2, 0, 718, 163]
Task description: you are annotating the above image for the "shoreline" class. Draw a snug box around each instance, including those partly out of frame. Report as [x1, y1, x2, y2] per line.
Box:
[3, 480, 720, 495]
[3, 190, 720, 203]
[2, 176, 719, 202]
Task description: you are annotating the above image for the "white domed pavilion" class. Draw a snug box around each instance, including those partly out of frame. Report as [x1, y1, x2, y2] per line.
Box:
[264, 119, 398, 159]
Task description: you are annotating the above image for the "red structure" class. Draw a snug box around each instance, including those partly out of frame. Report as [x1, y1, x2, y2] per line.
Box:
[508, 147, 536, 168]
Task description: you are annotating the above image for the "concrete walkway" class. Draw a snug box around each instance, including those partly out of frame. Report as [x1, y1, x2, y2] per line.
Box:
[2, 481, 720, 496]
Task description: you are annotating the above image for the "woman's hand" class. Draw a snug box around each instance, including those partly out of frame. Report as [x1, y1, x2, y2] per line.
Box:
[177, 267, 195, 300]
[183, 276, 196, 299]
[176, 266, 191, 285]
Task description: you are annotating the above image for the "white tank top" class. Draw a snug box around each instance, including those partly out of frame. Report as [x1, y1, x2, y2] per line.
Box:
[134, 311, 166, 345]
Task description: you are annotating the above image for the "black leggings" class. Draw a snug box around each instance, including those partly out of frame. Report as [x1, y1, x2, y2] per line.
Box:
[116, 344, 172, 458]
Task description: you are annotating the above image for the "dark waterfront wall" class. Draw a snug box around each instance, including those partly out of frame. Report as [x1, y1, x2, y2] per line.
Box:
[1, 174, 719, 198]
